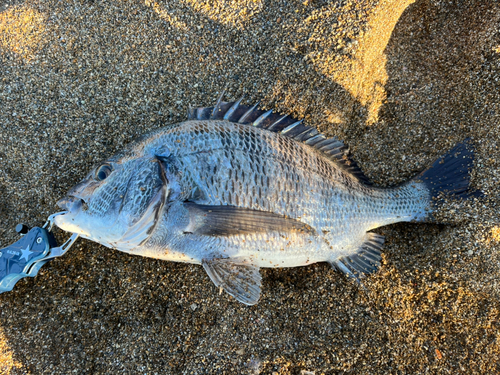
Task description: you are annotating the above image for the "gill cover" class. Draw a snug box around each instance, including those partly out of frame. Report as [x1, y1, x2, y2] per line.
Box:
[55, 155, 169, 251]
[113, 156, 168, 250]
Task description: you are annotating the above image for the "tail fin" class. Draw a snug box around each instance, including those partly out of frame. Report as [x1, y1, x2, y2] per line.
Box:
[413, 138, 482, 221]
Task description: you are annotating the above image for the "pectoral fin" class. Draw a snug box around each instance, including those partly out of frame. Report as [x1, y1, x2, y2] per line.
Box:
[202, 257, 262, 305]
[184, 202, 314, 236]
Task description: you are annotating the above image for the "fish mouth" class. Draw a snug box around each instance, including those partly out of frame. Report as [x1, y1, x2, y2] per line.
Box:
[56, 196, 83, 213]
[54, 196, 90, 237]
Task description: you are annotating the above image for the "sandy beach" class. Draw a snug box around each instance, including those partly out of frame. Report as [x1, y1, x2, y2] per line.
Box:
[0, 0, 499, 373]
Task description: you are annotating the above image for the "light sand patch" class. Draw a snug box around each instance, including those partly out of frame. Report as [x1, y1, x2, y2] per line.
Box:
[183, 0, 263, 28]
[145, 0, 189, 31]
[299, 0, 415, 124]
[0, 328, 23, 373]
[485, 225, 500, 244]
[145, 0, 262, 30]
[0, 5, 47, 61]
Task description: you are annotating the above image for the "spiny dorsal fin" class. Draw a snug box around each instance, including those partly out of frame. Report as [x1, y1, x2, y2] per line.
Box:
[188, 95, 371, 184]
[330, 232, 384, 283]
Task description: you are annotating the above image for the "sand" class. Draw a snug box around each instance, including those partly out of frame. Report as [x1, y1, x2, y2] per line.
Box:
[0, 0, 499, 373]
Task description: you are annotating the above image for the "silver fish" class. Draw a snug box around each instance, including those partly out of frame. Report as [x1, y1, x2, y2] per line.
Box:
[54, 95, 480, 305]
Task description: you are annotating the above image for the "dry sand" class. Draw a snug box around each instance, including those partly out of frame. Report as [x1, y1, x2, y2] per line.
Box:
[1, 0, 499, 373]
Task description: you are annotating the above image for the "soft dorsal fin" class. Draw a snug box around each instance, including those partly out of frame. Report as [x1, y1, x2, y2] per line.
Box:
[187, 95, 371, 184]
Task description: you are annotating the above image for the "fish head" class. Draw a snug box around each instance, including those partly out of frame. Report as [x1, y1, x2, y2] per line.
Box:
[54, 148, 168, 250]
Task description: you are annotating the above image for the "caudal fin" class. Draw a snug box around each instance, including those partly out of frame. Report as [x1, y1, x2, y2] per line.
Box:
[413, 138, 482, 221]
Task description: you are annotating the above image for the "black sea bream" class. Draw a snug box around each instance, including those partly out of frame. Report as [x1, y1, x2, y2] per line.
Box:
[54, 96, 480, 305]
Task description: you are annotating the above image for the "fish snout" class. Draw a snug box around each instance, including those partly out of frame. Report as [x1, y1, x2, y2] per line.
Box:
[56, 196, 83, 212]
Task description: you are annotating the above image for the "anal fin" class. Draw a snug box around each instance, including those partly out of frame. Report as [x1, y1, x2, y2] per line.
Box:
[202, 257, 262, 305]
[330, 233, 384, 283]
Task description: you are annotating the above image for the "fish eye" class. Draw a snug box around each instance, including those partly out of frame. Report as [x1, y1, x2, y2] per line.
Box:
[95, 164, 113, 181]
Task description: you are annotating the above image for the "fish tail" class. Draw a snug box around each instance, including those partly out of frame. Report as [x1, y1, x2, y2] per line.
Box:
[411, 138, 482, 222]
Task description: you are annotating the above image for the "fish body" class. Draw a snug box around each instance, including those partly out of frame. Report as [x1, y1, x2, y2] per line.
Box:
[55, 97, 478, 304]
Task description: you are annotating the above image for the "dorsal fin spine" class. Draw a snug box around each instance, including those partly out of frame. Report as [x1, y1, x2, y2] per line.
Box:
[305, 134, 326, 146]
[280, 121, 303, 134]
[295, 128, 319, 141]
[267, 115, 289, 131]
[210, 91, 225, 119]
[223, 97, 244, 120]
[252, 110, 274, 127]
[238, 103, 260, 123]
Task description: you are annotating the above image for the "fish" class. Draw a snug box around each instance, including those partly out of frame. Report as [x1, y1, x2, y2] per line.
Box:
[54, 95, 481, 305]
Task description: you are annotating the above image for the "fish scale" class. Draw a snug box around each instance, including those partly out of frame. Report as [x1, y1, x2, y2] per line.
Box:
[161, 121, 413, 235]
[173, 123, 337, 220]
[54, 97, 480, 305]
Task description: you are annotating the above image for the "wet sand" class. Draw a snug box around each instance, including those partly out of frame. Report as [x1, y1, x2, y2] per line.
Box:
[0, 0, 499, 373]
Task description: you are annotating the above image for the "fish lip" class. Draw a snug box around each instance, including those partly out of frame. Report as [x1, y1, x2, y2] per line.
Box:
[56, 196, 83, 213]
